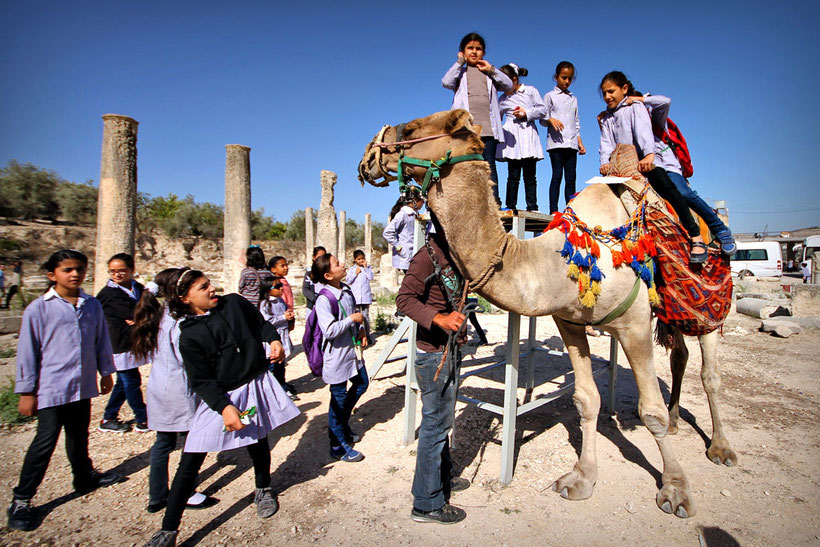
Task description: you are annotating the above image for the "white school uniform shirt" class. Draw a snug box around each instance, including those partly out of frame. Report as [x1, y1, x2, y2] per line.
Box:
[260, 296, 293, 357]
[442, 62, 513, 142]
[315, 284, 364, 385]
[598, 98, 656, 166]
[640, 94, 683, 176]
[542, 87, 581, 151]
[383, 206, 417, 270]
[495, 84, 546, 161]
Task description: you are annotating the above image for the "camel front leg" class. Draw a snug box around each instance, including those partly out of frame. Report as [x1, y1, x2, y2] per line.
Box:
[551, 318, 600, 500]
[668, 330, 689, 434]
[698, 330, 737, 466]
[618, 322, 696, 518]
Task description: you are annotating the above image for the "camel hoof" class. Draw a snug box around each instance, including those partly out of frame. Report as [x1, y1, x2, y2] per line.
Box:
[660, 500, 672, 514]
[560, 487, 569, 499]
[550, 481, 559, 492]
[707, 443, 738, 467]
[656, 482, 696, 518]
[668, 423, 679, 435]
[551, 471, 595, 501]
[675, 506, 689, 519]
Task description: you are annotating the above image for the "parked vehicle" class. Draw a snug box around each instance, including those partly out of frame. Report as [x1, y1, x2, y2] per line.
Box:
[792, 235, 820, 273]
[731, 241, 783, 278]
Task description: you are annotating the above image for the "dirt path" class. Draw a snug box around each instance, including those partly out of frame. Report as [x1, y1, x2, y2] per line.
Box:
[1, 307, 818, 546]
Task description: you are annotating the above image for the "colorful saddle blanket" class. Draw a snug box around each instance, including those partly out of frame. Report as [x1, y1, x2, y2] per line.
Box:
[645, 206, 732, 336]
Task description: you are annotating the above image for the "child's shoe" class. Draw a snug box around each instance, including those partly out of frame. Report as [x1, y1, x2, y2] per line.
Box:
[7, 498, 33, 531]
[144, 530, 178, 547]
[254, 487, 279, 518]
[74, 469, 124, 494]
[715, 229, 737, 257]
[331, 444, 364, 462]
[135, 422, 150, 433]
[98, 418, 130, 433]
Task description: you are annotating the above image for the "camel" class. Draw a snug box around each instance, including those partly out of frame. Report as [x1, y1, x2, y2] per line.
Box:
[358, 110, 736, 518]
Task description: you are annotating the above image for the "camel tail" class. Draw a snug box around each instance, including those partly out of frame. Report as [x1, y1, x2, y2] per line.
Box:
[654, 320, 679, 350]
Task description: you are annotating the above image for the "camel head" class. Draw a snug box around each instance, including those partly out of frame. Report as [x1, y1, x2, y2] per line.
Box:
[357, 109, 484, 188]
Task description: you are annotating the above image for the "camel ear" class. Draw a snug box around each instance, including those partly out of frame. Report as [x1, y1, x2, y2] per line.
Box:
[445, 109, 476, 135]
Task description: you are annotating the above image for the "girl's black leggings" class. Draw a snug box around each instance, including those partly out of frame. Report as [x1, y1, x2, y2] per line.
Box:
[161, 437, 271, 531]
[644, 167, 700, 237]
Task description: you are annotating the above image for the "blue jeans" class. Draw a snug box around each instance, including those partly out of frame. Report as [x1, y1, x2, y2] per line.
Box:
[505, 158, 538, 211]
[411, 349, 459, 511]
[666, 171, 731, 240]
[481, 137, 500, 205]
[328, 366, 369, 448]
[548, 148, 578, 213]
[149, 431, 186, 505]
[103, 367, 148, 423]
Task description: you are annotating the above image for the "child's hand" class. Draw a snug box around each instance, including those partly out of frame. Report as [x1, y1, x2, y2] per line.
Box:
[222, 405, 245, 432]
[457, 52, 466, 65]
[600, 163, 612, 175]
[475, 59, 493, 74]
[284, 309, 295, 320]
[596, 111, 607, 127]
[18, 394, 37, 416]
[513, 107, 527, 119]
[579, 140, 586, 155]
[624, 96, 644, 105]
[99, 374, 114, 395]
[269, 341, 285, 363]
[638, 154, 655, 173]
[358, 330, 369, 348]
[349, 312, 364, 324]
[549, 118, 564, 131]
[355, 266, 361, 275]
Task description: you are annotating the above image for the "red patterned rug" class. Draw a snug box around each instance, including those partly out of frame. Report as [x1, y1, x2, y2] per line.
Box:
[645, 206, 733, 337]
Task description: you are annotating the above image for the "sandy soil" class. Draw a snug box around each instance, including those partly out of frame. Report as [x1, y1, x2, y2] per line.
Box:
[0, 304, 819, 546]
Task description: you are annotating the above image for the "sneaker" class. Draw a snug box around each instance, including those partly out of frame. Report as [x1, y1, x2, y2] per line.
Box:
[7, 498, 33, 531]
[75, 469, 124, 494]
[330, 445, 364, 462]
[186, 492, 219, 510]
[254, 487, 279, 518]
[98, 419, 130, 433]
[287, 392, 300, 401]
[146, 501, 166, 514]
[284, 383, 297, 395]
[449, 477, 470, 493]
[135, 422, 149, 433]
[144, 530, 178, 547]
[345, 430, 361, 444]
[411, 503, 466, 524]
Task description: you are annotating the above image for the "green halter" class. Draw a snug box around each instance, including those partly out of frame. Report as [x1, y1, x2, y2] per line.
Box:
[396, 150, 484, 196]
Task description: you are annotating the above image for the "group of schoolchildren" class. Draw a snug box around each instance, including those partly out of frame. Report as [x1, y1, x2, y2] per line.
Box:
[8, 242, 375, 546]
[445, 32, 737, 264]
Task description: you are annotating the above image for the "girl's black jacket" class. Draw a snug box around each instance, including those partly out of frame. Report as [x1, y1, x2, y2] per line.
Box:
[96, 282, 144, 354]
[178, 294, 281, 414]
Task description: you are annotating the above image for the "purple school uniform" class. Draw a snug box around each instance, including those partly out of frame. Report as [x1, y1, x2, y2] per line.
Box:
[315, 284, 364, 385]
[383, 206, 416, 270]
[442, 62, 513, 141]
[542, 87, 581, 151]
[345, 265, 374, 305]
[496, 84, 546, 161]
[16, 288, 115, 409]
[641, 94, 682, 175]
[260, 296, 293, 357]
[599, 98, 656, 165]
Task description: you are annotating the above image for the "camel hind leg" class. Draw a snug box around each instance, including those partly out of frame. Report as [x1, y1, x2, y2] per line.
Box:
[698, 330, 737, 466]
[668, 330, 689, 435]
[550, 318, 600, 500]
[617, 320, 695, 518]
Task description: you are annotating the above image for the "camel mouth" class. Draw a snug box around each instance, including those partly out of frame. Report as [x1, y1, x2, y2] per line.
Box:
[358, 127, 395, 188]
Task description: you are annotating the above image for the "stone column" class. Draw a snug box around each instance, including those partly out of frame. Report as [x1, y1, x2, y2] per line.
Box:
[316, 170, 338, 257]
[305, 207, 315, 267]
[338, 210, 347, 263]
[223, 145, 252, 295]
[95, 114, 138, 294]
[364, 213, 372, 264]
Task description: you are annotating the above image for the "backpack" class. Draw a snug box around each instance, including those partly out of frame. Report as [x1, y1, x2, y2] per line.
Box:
[652, 117, 694, 179]
[301, 288, 339, 377]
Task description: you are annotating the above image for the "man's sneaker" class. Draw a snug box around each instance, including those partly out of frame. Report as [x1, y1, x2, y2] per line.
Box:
[330, 445, 364, 462]
[7, 498, 33, 531]
[75, 469, 124, 494]
[449, 477, 470, 493]
[254, 487, 279, 518]
[411, 503, 466, 524]
[135, 422, 150, 433]
[144, 529, 178, 547]
[98, 419, 130, 433]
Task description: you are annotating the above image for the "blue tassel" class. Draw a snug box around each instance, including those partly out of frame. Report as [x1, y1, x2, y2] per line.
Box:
[611, 226, 628, 239]
[560, 240, 573, 258]
[590, 264, 603, 281]
[640, 265, 652, 282]
[572, 251, 585, 266]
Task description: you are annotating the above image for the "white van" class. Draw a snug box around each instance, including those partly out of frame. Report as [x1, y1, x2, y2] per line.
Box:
[793, 235, 820, 273]
[731, 241, 783, 278]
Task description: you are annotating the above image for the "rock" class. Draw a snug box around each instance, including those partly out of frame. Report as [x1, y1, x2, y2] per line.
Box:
[0, 315, 22, 335]
[760, 319, 800, 333]
[720, 490, 731, 497]
[316, 170, 338, 256]
[625, 501, 636, 514]
[773, 323, 801, 338]
[379, 252, 401, 291]
[737, 298, 791, 319]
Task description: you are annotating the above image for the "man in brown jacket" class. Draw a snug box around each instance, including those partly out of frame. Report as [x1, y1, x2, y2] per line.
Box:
[396, 224, 470, 525]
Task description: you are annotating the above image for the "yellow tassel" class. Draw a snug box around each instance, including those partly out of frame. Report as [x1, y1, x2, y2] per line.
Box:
[567, 264, 580, 280]
[591, 280, 602, 295]
[578, 272, 590, 292]
[647, 287, 661, 307]
[580, 289, 597, 308]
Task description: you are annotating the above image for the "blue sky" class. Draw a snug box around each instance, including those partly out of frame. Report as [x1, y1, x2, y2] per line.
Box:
[2, 1, 818, 234]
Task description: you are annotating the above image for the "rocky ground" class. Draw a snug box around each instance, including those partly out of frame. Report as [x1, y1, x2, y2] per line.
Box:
[0, 292, 818, 546]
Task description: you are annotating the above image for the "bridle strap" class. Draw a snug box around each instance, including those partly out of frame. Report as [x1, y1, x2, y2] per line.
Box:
[398, 150, 485, 196]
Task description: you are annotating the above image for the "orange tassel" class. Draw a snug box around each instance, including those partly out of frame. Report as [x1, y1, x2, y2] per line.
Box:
[590, 240, 600, 257]
[568, 231, 580, 246]
[612, 251, 623, 267]
[545, 212, 564, 232]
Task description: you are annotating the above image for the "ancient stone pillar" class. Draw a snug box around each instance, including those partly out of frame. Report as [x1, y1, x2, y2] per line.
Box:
[338, 210, 347, 264]
[223, 145, 252, 295]
[305, 207, 315, 267]
[316, 170, 338, 257]
[95, 114, 138, 294]
[364, 213, 372, 264]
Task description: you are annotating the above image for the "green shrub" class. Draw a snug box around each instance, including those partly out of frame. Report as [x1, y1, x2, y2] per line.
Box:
[0, 237, 23, 251]
[0, 347, 15, 359]
[375, 292, 396, 307]
[0, 379, 35, 426]
[374, 310, 397, 333]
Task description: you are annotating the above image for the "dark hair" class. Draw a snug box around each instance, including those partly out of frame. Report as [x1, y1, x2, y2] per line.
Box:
[257, 275, 279, 309]
[353, 249, 365, 259]
[555, 61, 576, 80]
[459, 32, 486, 52]
[312, 246, 326, 259]
[246, 246, 266, 269]
[600, 70, 640, 97]
[42, 249, 88, 273]
[309, 254, 333, 284]
[108, 253, 135, 269]
[167, 268, 205, 319]
[132, 267, 179, 361]
[500, 64, 528, 81]
[268, 256, 286, 270]
[389, 186, 422, 220]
